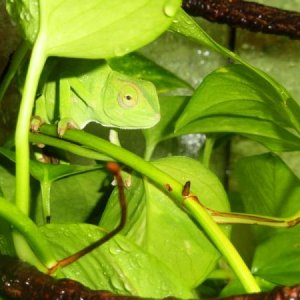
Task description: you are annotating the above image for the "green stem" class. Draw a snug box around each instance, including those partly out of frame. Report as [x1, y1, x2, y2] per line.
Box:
[0, 41, 29, 103]
[24, 133, 300, 229]
[29, 132, 112, 161]
[14, 33, 47, 261]
[15, 36, 47, 215]
[40, 180, 51, 224]
[210, 210, 300, 228]
[200, 135, 216, 168]
[0, 197, 56, 269]
[38, 125, 260, 293]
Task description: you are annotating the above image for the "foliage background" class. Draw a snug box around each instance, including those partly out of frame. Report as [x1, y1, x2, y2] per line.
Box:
[0, 0, 300, 298]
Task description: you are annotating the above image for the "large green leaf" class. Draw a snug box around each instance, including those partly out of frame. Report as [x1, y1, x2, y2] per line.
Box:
[175, 65, 300, 151]
[252, 232, 300, 286]
[175, 116, 300, 152]
[100, 156, 230, 288]
[235, 153, 300, 285]
[176, 64, 300, 129]
[108, 52, 192, 93]
[171, 9, 300, 133]
[40, 224, 194, 298]
[35, 169, 108, 224]
[235, 153, 300, 240]
[7, 1, 182, 59]
[0, 147, 106, 223]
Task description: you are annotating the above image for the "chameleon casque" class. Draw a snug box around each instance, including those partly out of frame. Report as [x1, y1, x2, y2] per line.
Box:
[33, 58, 160, 135]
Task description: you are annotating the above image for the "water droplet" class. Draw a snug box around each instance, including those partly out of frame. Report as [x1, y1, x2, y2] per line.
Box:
[114, 47, 130, 57]
[109, 245, 122, 255]
[124, 281, 132, 292]
[163, 1, 177, 17]
[110, 276, 125, 292]
[203, 50, 210, 57]
[117, 240, 131, 252]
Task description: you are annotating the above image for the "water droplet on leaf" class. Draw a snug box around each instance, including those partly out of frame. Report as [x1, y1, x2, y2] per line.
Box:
[110, 276, 125, 292]
[109, 245, 122, 255]
[163, 1, 177, 17]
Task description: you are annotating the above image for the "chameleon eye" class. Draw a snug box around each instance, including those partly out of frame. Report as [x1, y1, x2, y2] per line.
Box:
[118, 84, 139, 108]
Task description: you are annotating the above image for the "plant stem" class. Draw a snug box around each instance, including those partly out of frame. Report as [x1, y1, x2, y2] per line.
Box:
[15, 36, 47, 215]
[200, 135, 216, 168]
[37, 125, 260, 293]
[14, 33, 47, 262]
[29, 132, 112, 161]
[0, 197, 56, 269]
[0, 41, 29, 103]
[210, 210, 300, 228]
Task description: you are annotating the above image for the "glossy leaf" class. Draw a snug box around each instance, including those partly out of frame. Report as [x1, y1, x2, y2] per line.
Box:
[176, 116, 300, 152]
[236, 154, 300, 285]
[143, 96, 190, 158]
[100, 156, 230, 288]
[176, 64, 300, 129]
[35, 169, 108, 224]
[108, 52, 193, 93]
[6, 0, 39, 44]
[171, 9, 300, 133]
[175, 64, 300, 151]
[235, 153, 300, 241]
[40, 224, 194, 298]
[7, 0, 182, 59]
[252, 232, 300, 285]
[0, 147, 105, 223]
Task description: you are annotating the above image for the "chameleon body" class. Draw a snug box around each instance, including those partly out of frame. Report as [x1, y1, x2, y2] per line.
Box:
[34, 58, 160, 135]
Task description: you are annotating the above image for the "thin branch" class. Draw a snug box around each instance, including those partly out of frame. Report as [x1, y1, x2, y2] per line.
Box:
[182, 0, 300, 39]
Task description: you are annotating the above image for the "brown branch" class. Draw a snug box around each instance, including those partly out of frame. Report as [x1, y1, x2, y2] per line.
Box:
[48, 162, 127, 274]
[1, 254, 300, 299]
[182, 0, 300, 39]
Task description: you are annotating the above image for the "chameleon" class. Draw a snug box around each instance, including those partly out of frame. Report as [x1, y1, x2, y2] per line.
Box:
[33, 58, 160, 136]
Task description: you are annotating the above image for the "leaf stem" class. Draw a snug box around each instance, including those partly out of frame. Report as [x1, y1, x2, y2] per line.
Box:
[0, 41, 29, 103]
[37, 125, 260, 293]
[0, 197, 56, 269]
[200, 135, 216, 168]
[15, 36, 47, 215]
[14, 33, 47, 261]
[29, 132, 112, 161]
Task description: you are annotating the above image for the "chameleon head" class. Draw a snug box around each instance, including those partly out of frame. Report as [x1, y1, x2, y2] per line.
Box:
[102, 72, 160, 129]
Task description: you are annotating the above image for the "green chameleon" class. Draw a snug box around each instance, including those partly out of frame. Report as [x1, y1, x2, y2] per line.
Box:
[33, 58, 160, 136]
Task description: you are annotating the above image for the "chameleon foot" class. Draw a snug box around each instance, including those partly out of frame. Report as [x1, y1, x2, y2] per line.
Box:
[30, 116, 44, 132]
[57, 118, 79, 137]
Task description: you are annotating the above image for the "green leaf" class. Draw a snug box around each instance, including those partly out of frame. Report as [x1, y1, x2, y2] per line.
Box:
[41, 224, 194, 298]
[236, 153, 300, 285]
[108, 52, 193, 93]
[33, 169, 109, 224]
[175, 65, 300, 151]
[235, 153, 300, 241]
[175, 116, 300, 152]
[143, 96, 190, 159]
[8, 1, 182, 58]
[171, 9, 300, 133]
[6, 0, 39, 44]
[100, 156, 230, 288]
[176, 64, 300, 130]
[252, 232, 300, 285]
[0, 147, 105, 223]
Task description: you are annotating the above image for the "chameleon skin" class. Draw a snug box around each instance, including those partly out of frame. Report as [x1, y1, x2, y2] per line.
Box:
[34, 58, 160, 134]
